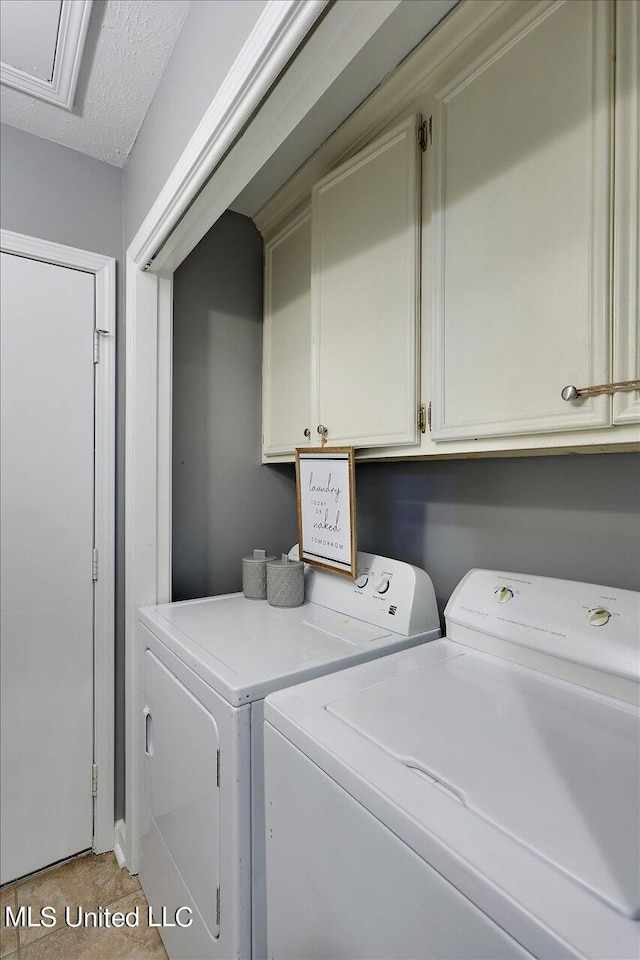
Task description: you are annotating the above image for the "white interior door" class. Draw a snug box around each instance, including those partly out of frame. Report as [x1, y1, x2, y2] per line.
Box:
[1, 251, 95, 884]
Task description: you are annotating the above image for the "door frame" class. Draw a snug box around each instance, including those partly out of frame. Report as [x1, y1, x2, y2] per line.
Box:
[124, 0, 334, 873]
[1, 229, 116, 856]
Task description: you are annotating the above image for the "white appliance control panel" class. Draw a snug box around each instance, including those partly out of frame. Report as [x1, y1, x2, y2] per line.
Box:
[293, 548, 440, 638]
[446, 569, 640, 685]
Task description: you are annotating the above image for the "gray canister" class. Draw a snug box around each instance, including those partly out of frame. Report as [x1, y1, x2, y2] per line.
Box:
[267, 554, 305, 608]
[242, 549, 276, 600]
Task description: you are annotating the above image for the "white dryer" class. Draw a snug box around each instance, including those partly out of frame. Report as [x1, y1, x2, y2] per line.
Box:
[137, 550, 440, 960]
[264, 569, 640, 960]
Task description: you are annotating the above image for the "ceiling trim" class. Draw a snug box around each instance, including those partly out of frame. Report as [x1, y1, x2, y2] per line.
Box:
[0, 0, 93, 110]
[127, 0, 330, 271]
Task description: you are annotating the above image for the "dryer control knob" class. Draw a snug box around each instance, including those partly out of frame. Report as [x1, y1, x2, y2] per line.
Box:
[587, 607, 611, 627]
[375, 576, 390, 594]
[355, 575, 368, 589]
[494, 587, 514, 603]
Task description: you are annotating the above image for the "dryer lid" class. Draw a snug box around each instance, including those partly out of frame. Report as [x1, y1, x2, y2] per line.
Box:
[139, 594, 435, 705]
[326, 649, 640, 920]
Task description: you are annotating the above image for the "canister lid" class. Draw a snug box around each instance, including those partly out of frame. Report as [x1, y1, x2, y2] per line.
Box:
[268, 553, 304, 568]
[243, 549, 277, 563]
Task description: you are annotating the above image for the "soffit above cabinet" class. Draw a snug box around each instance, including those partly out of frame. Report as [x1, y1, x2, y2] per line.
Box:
[231, 0, 458, 218]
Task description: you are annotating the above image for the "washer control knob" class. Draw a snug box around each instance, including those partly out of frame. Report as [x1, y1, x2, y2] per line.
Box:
[375, 576, 390, 594]
[587, 607, 611, 627]
[494, 587, 514, 603]
[355, 574, 369, 589]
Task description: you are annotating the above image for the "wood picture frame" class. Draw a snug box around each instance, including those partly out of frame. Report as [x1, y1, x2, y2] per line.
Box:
[295, 447, 357, 578]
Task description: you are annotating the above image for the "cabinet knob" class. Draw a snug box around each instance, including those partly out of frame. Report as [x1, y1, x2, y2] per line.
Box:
[317, 425, 327, 438]
[561, 385, 579, 401]
[304, 428, 311, 439]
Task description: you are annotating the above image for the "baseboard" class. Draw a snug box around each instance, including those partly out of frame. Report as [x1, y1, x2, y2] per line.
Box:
[113, 819, 127, 869]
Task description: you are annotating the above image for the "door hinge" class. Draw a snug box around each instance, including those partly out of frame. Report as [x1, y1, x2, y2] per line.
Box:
[92, 548, 99, 581]
[428, 401, 432, 432]
[93, 329, 109, 363]
[216, 749, 220, 787]
[216, 886, 221, 926]
[418, 403, 427, 434]
[418, 116, 432, 152]
[92, 763, 98, 796]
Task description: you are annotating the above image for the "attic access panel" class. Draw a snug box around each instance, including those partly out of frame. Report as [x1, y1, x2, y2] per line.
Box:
[0, 0, 92, 109]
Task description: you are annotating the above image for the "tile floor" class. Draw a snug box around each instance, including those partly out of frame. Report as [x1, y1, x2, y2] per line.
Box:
[0, 852, 168, 960]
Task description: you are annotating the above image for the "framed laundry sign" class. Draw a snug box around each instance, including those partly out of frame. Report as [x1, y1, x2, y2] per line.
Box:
[295, 447, 357, 578]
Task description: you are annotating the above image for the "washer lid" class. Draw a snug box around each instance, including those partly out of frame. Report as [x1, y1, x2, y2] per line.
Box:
[327, 649, 640, 920]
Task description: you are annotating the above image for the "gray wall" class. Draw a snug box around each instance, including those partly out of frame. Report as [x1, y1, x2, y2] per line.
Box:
[0, 122, 127, 818]
[124, 0, 267, 246]
[356, 454, 640, 622]
[0, 123, 122, 257]
[172, 210, 297, 599]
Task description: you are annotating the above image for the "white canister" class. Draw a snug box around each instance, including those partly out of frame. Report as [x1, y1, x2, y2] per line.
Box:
[242, 549, 276, 600]
[267, 554, 305, 608]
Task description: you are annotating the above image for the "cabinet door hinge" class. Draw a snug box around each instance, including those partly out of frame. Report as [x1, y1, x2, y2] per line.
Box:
[216, 749, 220, 787]
[92, 548, 99, 581]
[418, 403, 427, 434]
[418, 116, 432, 152]
[216, 886, 221, 926]
[92, 763, 98, 796]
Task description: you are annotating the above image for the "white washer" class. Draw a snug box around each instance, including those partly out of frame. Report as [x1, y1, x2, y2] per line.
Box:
[137, 550, 440, 960]
[264, 569, 640, 960]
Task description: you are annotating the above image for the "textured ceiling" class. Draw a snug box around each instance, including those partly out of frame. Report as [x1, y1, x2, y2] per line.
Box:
[0, 0, 191, 167]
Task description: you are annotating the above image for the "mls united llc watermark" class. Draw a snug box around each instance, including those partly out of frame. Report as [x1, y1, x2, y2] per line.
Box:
[4, 905, 193, 929]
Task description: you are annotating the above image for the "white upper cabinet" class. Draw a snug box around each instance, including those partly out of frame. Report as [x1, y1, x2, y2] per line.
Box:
[311, 116, 421, 448]
[262, 211, 312, 455]
[259, 0, 638, 463]
[431, 1, 613, 441]
[613, 0, 640, 426]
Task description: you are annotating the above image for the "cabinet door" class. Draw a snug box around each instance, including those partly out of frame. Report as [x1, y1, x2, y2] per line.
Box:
[431, 1, 613, 441]
[263, 211, 312, 455]
[613, 0, 640, 426]
[312, 116, 421, 448]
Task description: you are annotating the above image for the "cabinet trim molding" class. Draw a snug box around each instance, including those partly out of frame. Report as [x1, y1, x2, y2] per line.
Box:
[613, 0, 640, 425]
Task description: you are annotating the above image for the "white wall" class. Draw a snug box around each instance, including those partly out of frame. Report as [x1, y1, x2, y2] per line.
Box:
[123, 0, 267, 246]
